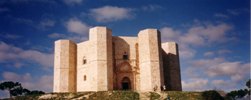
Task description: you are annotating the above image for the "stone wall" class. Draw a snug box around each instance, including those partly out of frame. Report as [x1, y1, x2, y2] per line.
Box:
[162, 42, 182, 91]
[112, 36, 139, 90]
[90, 26, 113, 91]
[77, 41, 98, 91]
[53, 40, 76, 92]
[53, 26, 182, 92]
[138, 29, 164, 91]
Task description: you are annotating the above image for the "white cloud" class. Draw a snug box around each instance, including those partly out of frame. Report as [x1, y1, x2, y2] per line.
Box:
[182, 78, 209, 91]
[161, 23, 233, 46]
[206, 62, 250, 81]
[160, 22, 232, 59]
[192, 58, 225, 68]
[63, 0, 83, 5]
[89, 6, 132, 22]
[48, 18, 90, 42]
[178, 44, 196, 59]
[2, 72, 31, 82]
[39, 19, 55, 29]
[13, 62, 24, 68]
[19, 50, 53, 67]
[48, 32, 87, 42]
[0, 42, 53, 68]
[0, 91, 8, 99]
[66, 18, 90, 35]
[182, 23, 232, 46]
[180, 33, 205, 45]
[160, 27, 196, 59]
[190, 57, 250, 83]
[226, 8, 249, 16]
[160, 27, 181, 42]
[204, 51, 214, 57]
[211, 79, 237, 90]
[202, 50, 231, 58]
[214, 13, 229, 19]
[48, 33, 66, 39]
[218, 49, 231, 55]
[212, 80, 228, 86]
[183, 57, 250, 91]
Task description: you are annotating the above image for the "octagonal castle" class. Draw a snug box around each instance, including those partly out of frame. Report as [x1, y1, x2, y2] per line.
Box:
[53, 26, 182, 92]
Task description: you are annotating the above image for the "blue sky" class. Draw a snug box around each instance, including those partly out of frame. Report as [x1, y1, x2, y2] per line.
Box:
[0, 0, 250, 97]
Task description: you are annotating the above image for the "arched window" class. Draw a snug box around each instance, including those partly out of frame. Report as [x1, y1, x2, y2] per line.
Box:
[123, 52, 128, 60]
[83, 75, 86, 81]
[83, 56, 87, 64]
[121, 77, 131, 90]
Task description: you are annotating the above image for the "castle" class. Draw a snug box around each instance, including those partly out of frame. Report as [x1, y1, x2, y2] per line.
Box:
[53, 26, 182, 92]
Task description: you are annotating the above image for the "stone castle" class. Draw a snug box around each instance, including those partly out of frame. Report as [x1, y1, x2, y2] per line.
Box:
[53, 26, 182, 92]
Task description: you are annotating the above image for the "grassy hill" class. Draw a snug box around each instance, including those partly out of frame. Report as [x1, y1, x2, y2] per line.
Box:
[7, 91, 204, 100]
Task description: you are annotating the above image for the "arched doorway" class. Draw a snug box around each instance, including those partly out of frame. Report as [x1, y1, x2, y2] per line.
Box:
[121, 77, 131, 90]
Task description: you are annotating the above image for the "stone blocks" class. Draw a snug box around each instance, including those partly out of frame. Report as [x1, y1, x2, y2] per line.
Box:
[138, 29, 164, 91]
[53, 40, 76, 92]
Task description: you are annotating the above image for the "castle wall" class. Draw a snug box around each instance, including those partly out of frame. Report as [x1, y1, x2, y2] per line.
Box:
[162, 42, 182, 91]
[53, 26, 182, 92]
[53, 40, 76, 92]
[77, 41, 99, 91]
[112, 36, 140, 90]
[89, 26, 113, 91]
[138, 29, 164, 91]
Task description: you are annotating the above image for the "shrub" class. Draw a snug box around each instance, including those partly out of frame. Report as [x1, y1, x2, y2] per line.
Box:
[202, 90, 224, 100]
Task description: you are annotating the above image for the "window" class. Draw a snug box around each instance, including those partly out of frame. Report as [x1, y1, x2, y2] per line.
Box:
[83, 57, 86, 64]
[83, 75, 86, 81]
[83, 59, 86, 64]
[123, 52, 128, 60]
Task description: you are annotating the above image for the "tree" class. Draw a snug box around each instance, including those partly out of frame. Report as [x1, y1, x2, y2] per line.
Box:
[226, 89, 249, 99]
[0, 81, 46, 98]
[10, 87, 31, 96]
[246, 79, 250, 88]
[22, 88, 31, 95]
[28, 90, 45, 95]
[0, 81, 22, 98]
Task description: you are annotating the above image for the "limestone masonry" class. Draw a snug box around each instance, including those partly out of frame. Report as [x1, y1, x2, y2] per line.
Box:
[53, 26, 182, 92]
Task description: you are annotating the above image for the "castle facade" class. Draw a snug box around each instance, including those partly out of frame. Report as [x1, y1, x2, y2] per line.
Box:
[53, 26, 182, 92]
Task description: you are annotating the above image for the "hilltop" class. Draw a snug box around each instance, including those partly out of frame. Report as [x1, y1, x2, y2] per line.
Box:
[6, 91, 204, 100]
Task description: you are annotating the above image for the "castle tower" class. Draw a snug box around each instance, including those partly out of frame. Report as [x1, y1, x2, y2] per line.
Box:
[88, 26, 113, 91]
[162, 42, 182, 91]
[138, 29, 164, 91]
[53, 40, 77, 92]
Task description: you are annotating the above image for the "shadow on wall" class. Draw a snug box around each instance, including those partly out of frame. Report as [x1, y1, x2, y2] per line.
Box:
[112, 36, 132, 90]
[162, 48, 182, 91]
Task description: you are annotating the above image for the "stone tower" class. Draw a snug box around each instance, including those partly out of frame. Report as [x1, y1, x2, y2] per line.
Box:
[138, 29, 164, 91]
[89, 27, 113, 91]
[53, 40, 77, 92]
[76, 27, 113, 91]
[162, 42, 182, 91]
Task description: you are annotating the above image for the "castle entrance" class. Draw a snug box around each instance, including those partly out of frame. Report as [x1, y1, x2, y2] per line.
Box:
[121, 77, 131, 90]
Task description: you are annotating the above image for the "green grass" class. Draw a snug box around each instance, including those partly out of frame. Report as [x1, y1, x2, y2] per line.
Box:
[5, 91, 204, 100]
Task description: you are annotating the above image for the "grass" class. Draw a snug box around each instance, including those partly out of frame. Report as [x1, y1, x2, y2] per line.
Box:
[5, 91, 204, 100]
